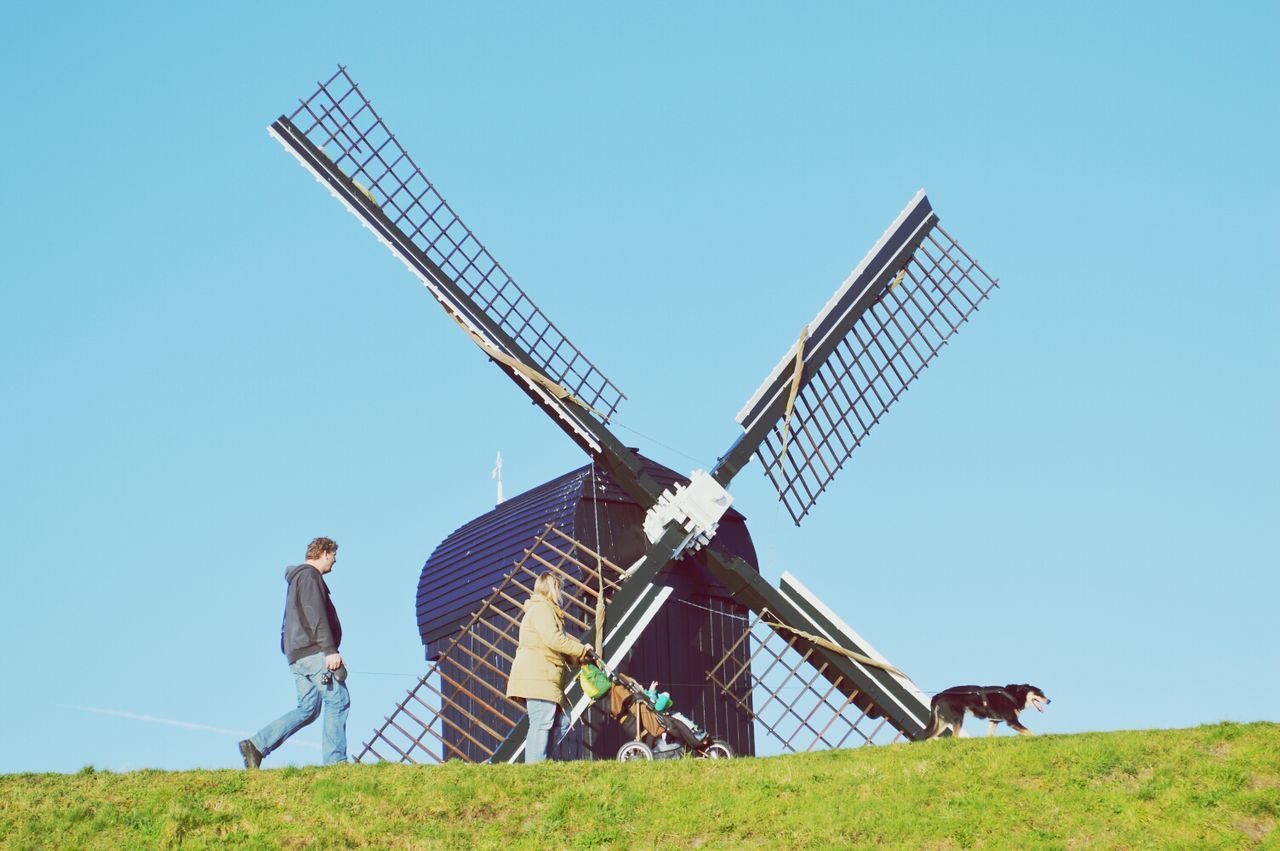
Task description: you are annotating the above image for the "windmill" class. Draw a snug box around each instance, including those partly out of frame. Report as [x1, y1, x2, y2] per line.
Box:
[269, 67, 1000, 762]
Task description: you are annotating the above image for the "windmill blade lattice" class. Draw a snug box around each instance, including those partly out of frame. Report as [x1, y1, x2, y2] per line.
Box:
[272, 67, 626, 424]
[706, 570, 929, 751]
[728, 192, 999, 524]
[708, 610, 907, 750]
[696, 562, 930, 748]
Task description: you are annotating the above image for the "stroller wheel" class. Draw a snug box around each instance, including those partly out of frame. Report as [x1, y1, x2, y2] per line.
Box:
[701, 739, 734, 759]
[616, 741, 654, 762]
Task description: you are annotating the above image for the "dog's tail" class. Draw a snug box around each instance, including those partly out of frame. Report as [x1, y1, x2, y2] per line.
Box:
[916, 702, 945, 741]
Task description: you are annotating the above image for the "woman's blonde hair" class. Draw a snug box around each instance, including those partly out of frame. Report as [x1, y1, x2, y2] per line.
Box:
[533, 572, 563, 606]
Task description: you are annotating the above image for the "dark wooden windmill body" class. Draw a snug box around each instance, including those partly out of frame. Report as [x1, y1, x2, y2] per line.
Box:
[417, 456, 760, 759]
[269, 67, 1002, 763]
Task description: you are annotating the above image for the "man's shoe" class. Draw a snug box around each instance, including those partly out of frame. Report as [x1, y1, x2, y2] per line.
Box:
[239, 739, 262, 769]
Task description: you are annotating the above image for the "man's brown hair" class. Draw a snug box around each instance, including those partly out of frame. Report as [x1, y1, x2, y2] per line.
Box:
[306, 536, 339, 560]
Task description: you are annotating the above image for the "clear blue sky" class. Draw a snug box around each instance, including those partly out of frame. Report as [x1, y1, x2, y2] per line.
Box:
[2, 2, 1275, 774]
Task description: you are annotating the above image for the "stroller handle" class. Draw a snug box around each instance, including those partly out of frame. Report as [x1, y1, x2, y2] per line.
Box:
[586, 647, 621, 675]
[582, 650, 643, 696]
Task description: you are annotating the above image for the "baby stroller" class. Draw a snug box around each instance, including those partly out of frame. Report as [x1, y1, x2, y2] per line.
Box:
[581, 651, 735, 762]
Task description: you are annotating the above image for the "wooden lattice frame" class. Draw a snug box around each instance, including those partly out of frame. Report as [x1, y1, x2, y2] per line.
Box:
[706, 608, 909, 753]
[755, 224, 1000, 524]
[280, 67, 626, 420]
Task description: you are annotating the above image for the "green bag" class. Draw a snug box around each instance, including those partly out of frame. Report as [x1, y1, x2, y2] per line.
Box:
[577, 663, 612, 700]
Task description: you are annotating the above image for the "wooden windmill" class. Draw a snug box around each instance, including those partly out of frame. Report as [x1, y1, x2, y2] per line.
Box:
[269, 67, 1000, 762]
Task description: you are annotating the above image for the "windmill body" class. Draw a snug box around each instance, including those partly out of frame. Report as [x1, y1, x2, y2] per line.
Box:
[417, 456, 760, 759]
[269, 67, 1001, 761]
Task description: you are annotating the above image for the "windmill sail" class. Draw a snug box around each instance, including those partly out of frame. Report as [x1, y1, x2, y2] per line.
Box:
[269, 68, 626, 450]
[696, 547, 929, 741]
[720, 191, 999, 524]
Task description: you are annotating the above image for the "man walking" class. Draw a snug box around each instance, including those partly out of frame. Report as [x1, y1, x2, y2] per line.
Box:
[239, 536, 350, 768]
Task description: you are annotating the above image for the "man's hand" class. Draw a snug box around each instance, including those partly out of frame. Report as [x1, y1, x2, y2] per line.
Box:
[325, 653, 343, 671]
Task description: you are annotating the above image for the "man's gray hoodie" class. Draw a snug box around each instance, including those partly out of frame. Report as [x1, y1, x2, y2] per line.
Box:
[280, 563, 342, 664]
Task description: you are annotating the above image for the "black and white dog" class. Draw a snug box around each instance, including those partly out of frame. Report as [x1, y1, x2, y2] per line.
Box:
[920, 684, 1051, 740]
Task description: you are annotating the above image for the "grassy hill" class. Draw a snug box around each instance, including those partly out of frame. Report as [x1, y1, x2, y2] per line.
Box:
[1, 722, 1276, 849]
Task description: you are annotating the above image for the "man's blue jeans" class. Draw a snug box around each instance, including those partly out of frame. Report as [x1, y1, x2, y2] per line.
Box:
[250, 652, 350, 765]
[525, 698, 570, 764]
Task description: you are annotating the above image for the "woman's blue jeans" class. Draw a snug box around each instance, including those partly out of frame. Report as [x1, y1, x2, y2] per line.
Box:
[250, 652, 350, 765]
[524, 698, 569, 764]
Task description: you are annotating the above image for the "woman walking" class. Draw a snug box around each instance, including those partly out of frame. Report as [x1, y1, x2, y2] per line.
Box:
[505, 572, 590, 763]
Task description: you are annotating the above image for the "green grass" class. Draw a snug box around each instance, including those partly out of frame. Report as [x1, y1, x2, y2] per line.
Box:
[2, 723, 1277, 849]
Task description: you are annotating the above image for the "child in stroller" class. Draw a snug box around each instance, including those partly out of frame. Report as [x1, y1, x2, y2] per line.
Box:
[582, 651, 734, 761]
